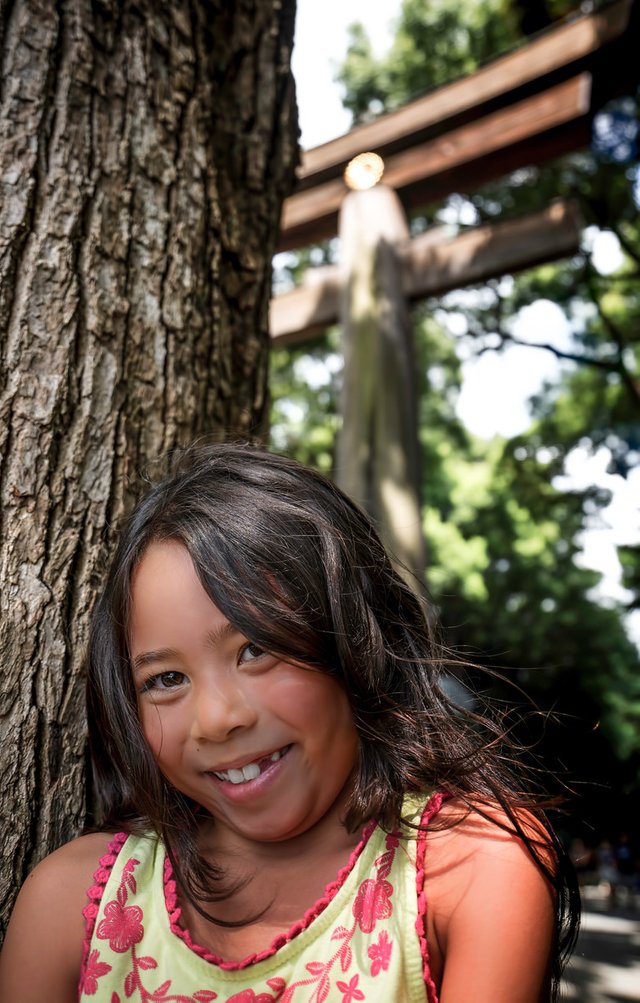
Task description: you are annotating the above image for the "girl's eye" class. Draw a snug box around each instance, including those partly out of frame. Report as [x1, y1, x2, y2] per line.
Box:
[238, 642, 267, 664]
[140, 671, 186, 693]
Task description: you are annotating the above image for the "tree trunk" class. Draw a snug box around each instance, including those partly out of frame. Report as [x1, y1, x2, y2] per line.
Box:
[0, 0, 298, 936]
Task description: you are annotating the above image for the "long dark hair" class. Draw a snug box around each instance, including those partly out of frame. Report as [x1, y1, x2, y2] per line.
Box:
[86, 441, 579, 993]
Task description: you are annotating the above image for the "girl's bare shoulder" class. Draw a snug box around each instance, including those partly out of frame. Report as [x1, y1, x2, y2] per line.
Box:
[16, 830, 117, 916]
[428, 796, 555, 857]
[0, 831, 118, 1003]
[424, 800, 556, 1003]
[425, 797, 556, 902]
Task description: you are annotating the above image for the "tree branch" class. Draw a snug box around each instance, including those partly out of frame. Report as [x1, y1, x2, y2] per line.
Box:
[472, 331, 640, 407]
[584, 266, 640, 407]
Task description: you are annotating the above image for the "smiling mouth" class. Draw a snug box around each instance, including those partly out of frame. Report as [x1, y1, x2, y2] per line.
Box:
[211, 746, 290, 785]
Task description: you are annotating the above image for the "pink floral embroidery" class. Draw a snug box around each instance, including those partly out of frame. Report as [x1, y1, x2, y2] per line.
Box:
[336, 975, 365, 1002]
[81, 949, 112, 994]
[351, 878, 393, 934]
[367, 930, 392, 976]
[225, 990, 280, 1002]
[276, 836, 399, 1001]
[97, 899, 144, 953]
[93, 855, 220, 1002]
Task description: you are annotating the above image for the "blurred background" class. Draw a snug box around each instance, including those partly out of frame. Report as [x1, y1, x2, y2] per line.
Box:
[272, 2, 640, 997]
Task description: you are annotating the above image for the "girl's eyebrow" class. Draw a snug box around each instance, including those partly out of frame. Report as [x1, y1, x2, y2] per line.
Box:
[132, 648, 178, 674]
[132, 624, 239, 673]
[206, 621, 239, 648]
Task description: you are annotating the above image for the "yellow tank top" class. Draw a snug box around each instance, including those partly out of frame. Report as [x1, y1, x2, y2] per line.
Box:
[79, 794, 442, 1003]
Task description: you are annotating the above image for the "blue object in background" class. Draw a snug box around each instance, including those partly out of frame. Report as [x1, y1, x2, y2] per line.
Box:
[592, 95, 639, 164]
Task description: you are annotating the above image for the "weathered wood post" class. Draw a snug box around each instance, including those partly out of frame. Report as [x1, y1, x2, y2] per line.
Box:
[336, 155, 427, 589]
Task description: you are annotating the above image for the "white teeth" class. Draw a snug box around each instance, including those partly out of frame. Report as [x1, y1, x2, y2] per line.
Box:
[213, 748, 286, 784]
[242, 762, 261, 781]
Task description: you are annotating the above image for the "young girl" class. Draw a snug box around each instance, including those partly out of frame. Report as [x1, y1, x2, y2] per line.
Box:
[0, 443, 578, 1003]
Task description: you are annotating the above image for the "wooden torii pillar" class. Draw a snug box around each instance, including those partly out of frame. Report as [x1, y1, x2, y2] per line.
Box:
[337, 171, 426, 587]
[270, 0, 638, 587]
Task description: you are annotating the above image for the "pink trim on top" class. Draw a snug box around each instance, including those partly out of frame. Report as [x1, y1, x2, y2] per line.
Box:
[415, 793, 448, 1003]
[79, 832, 128, 998]
[163, 819, 379, 970]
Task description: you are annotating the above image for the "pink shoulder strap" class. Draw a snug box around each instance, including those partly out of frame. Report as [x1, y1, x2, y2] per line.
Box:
[78, 832, 128, 997]
[415, 793, 448, 1003]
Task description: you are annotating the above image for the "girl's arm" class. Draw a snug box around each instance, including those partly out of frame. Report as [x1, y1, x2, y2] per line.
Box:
[425, 806, 556, 1003]
[0, 832, 111, 1003]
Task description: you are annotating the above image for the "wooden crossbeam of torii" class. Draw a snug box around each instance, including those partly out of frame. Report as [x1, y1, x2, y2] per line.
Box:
[276, 0, 636, 253]
[271, 201, 582, 346]
[269, 0, 638, 587]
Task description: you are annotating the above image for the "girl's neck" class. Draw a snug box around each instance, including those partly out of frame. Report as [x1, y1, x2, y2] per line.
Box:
[180, 805, 366, 962]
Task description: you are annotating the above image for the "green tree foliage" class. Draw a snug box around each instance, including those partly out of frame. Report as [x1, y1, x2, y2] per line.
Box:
[271, 0, 640, 828]
[337, 0, 517, 119]
[336, 0, 575, 118]
[270, 329, 342, 473]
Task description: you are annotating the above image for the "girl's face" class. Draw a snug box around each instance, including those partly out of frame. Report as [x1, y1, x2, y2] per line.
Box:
[129, 540, 359, 849]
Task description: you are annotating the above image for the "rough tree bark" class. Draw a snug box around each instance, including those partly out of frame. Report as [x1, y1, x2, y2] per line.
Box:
[0, 0, 298, 936]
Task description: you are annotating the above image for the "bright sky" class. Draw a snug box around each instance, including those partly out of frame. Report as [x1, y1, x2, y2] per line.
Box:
[292, 0, 401, 149]
[291, 0, 640, 641]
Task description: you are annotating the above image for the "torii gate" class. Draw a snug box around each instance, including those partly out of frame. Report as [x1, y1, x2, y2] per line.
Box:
[270, 0, 638, 588]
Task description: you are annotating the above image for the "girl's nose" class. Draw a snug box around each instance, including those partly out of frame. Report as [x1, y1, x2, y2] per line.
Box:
[190, 679, 257, 743]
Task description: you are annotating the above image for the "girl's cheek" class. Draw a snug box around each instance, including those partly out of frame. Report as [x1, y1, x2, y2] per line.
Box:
[138, 705, 165, 758]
